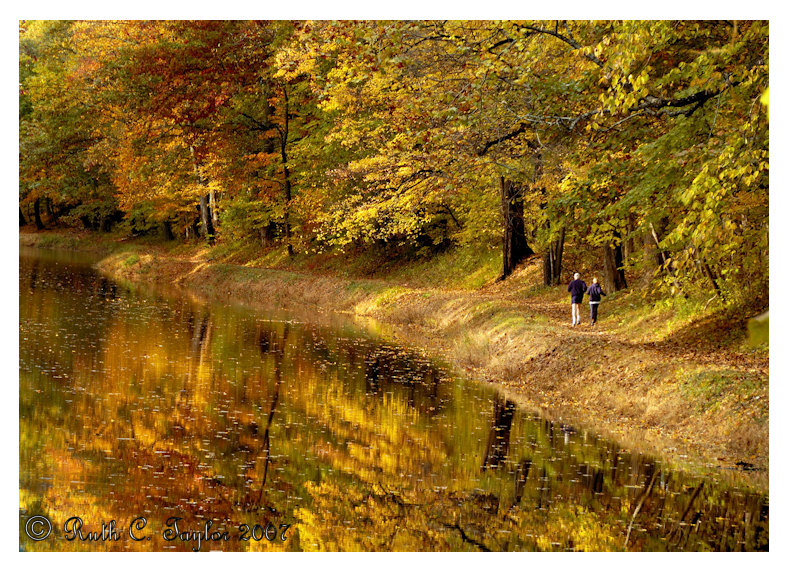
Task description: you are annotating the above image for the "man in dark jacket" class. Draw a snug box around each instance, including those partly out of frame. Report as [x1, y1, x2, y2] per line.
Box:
[567, 272, 587, 326]
[587, 277, 606, 325]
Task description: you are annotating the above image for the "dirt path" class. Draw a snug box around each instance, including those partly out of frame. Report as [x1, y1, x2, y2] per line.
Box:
[382, 278, 769, 476]
[474, 276, 768, 373]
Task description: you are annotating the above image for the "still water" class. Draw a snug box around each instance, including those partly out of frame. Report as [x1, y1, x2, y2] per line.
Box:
[19, 247, 768, 551]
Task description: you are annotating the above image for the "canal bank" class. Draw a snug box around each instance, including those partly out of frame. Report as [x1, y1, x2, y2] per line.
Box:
[19, 231, 769, 482]
[20, 243, 769, 551]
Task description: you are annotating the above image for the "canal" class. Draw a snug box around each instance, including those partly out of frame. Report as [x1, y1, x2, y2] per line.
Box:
[19, 246, 768, 551]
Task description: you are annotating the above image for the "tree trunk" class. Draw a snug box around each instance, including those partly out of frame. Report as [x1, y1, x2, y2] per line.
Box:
[648, 221, 687, 296]
[259, 221, 278, 247]
[543, 251, 552, 286]
[45, 197, 58, 225]
[199, 194, 215, 242]
[555, 228, 565, 283]
[19, 206, 27, 227]
[499, 177, 533, 280]
[603, 238, 627, 292]
[643, 230, 661, 270]
[280, 83, 294, 257]
[624, 216, 636, 263]
[160, 220, 175, 241]
[33, 197, 45, 230]
[189, 213, 201, 240]
[691, 243, 725, 301]
[190, 144, 215, 244]
[543, 227, 565, 286]
[649, 217, 672, 268]
[282, 163, 293, 257]
[701, 259, 725, 301]
[45, 197, 61, 226]
[209, 189, 219, 228]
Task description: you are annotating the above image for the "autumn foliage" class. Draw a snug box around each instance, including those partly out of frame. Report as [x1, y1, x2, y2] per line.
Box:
[19, 20, 768, 305]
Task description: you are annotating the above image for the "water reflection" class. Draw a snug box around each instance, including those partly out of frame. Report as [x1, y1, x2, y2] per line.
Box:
[19, 247, 768, 551]
[481, 397, 516, 470]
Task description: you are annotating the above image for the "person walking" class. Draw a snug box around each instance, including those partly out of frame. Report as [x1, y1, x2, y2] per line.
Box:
[587, 277, 606, 326]
[567, 272, 587, 326]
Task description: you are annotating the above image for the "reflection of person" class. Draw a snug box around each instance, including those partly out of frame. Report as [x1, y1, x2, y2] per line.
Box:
[587, 277, 606, 326]
[567, 272, 587, 326]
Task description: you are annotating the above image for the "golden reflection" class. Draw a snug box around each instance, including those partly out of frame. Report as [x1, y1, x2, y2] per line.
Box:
[19, 249, 768, 551]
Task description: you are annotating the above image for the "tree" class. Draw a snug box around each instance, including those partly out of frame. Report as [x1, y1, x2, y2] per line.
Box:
[19, 20, 768, 305]
[70, 21, 278, 241]
[19, 21, 119, 232]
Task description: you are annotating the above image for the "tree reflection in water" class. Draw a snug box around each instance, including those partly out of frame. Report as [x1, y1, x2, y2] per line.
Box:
[482, 397, 516, 470]
[19, 247, 768, 551]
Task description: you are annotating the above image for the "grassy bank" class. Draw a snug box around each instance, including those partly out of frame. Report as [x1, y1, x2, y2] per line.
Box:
[20, 230, 769, 483]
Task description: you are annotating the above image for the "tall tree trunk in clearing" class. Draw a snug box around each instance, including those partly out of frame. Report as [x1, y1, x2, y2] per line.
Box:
[499, 177, 533, 280]
[19, 206, 27, 227]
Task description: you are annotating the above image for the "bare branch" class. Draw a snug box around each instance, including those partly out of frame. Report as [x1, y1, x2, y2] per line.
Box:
[476, 123, 529, 156]
[519, 24, 605, 68]
[601, 111, 646, 132]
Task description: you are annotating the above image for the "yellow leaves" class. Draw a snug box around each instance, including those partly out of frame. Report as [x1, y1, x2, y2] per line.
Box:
[760, 87, 769, 119]
[593, 44, 604, 59]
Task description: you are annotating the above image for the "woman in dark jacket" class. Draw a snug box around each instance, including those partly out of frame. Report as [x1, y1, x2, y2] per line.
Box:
[587, 277, 606, 325]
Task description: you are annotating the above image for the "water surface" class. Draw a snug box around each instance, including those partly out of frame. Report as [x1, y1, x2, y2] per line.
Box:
[19, 246, 768, 551]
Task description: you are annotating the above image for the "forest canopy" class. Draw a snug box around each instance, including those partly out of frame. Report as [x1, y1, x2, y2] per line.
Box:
[19, 20, 768, 304]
